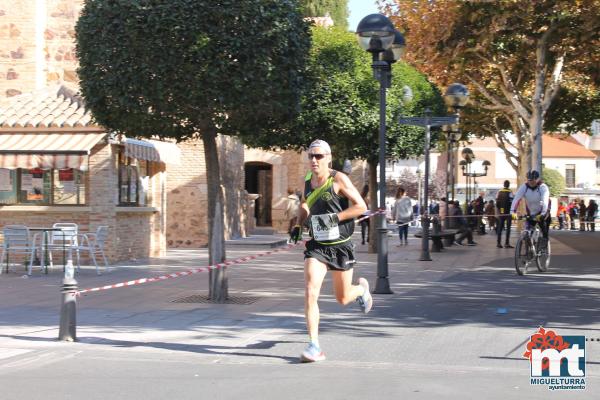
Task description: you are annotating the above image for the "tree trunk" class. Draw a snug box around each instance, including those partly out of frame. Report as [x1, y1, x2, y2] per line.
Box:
[368, 159, 378, 254]
[530, 107, 544, 176]
[202, 125, 227, 302]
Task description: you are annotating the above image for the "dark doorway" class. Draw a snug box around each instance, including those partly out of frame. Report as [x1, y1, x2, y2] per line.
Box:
[244, 162, 272, 226]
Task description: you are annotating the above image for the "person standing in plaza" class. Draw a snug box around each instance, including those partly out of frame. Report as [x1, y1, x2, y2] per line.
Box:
[579, 199, 588, 231]
[556, 201, 567, 230]
[568, 200, 579, 230]
[474, 192, 486, 234]
[392, 187, 413, 246]
[284, 188, 300, 235]
[587, 199, 598, 232]
[288, 139, 371, 363]
[495, 180, 514, 248]
[485, 199, 496, 232]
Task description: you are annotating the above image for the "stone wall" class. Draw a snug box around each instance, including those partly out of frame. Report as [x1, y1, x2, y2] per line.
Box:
[165, 139, 207, 248]
[0, 0, 84, 97]
[165, 136, 245, 247]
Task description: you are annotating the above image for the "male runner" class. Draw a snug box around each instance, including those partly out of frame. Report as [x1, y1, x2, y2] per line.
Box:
[289, 139, 371, 363]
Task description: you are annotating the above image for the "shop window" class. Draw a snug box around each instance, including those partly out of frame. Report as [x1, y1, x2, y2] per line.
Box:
[0, 168, 87, 205]
[0, 169, 17, 204]
[118, 154, 152, 206]
[53, 169, 86, 205]
[565, 164, 576, 188]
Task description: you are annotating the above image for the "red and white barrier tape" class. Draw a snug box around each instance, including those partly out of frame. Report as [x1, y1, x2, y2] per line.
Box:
[356, 209, 386, 223]
[77, 241, 302, 296]
[427, 213, 513, 219]
[78, 208, 392, 296]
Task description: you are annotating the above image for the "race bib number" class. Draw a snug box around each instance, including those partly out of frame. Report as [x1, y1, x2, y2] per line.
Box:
[310, 213, 340, 241]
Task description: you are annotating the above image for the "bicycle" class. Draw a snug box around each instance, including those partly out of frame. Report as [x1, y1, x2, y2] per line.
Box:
[514, 215, 551, 275]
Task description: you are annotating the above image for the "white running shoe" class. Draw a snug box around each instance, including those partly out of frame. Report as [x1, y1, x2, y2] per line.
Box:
[357, 277, 373, 314]
[300, 343, 326, 362]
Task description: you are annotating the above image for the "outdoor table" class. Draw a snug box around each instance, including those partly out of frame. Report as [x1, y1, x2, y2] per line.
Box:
[28, 227, 66, 274]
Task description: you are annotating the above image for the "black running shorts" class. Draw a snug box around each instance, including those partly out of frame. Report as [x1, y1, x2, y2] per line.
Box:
[304, 239, 356, 271]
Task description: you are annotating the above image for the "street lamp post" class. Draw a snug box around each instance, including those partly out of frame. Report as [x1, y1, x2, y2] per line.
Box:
[460, 147, 475, 205]
[356, 14, 405, 294]
[460, 151, 491, 209]
[468, 160, 491, 183]
[459, 159, 469, 204]
[442, 83, 469, 230]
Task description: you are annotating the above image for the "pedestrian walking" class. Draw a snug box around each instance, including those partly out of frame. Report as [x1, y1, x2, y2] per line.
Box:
[392, 187, 413, 246]
[495, 180, 514, 248]
[288, 139, 371, 363]
[451, 200, 476, 246]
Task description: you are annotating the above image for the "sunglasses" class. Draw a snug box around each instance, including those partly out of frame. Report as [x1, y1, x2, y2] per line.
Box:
[308, 153, 326, 160]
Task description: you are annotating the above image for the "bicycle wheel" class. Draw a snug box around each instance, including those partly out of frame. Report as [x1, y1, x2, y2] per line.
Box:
[536, 237, 551, 272]
[515, 235, 531, 276]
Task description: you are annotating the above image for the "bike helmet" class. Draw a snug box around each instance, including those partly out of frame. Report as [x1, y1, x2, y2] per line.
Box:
[526, 170, 540, 180]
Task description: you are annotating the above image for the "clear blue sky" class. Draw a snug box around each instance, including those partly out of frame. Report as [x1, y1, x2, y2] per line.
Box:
[347, 0, 380, 31]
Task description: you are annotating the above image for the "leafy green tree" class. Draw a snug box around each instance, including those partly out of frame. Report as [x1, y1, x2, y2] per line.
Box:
[245, 26, 444, 252]
[76, 0, 310, 301]
[386, 0, 600, 183]
[542, 167, 566, 198]
[300, 0, 349, 29]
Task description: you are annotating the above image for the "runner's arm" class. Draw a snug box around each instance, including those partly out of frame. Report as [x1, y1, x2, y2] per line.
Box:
[297, 201, 310, 227]
[334, 173, 367, 221]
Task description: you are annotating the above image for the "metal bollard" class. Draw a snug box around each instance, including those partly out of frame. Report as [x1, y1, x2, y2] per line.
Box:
[431, 217, 443, 252]
[58, 260, 78, 342]
[420, 214, 432, 261]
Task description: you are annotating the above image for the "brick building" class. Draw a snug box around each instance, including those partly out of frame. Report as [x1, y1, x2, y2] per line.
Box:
[0, 84, 173, 262]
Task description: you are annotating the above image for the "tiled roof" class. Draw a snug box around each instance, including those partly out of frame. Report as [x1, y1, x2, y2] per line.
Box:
[543, 134, 596, 158]
[0, 84, 96, 128]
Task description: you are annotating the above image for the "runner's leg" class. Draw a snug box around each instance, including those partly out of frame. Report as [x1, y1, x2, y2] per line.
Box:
[331, 268, 363, 305]
[304, 258, 327, 342]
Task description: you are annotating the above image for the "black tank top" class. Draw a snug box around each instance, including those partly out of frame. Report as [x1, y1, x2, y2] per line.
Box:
[304, 170, 354, 245]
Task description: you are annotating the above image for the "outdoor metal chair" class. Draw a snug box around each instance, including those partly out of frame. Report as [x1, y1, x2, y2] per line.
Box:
[0, 225, 40, 275]
[77, 226, 109, 275]
[45, 223, 81, 273]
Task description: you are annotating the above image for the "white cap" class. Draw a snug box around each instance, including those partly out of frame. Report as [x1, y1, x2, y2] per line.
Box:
[308, 139, 331, 154]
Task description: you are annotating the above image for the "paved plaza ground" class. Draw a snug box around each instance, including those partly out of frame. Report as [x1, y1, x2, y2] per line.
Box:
[0, 226, 599, 399]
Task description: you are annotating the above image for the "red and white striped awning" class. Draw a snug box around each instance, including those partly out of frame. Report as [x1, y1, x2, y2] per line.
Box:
[124, 138, 181, 165]
[0, 132, 106, 170]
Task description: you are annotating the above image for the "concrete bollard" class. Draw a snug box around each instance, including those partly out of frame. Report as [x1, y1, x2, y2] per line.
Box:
[58, 263, 78, 341]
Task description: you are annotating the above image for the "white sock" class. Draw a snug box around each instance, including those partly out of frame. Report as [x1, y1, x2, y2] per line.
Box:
[309, 337, 320, 348]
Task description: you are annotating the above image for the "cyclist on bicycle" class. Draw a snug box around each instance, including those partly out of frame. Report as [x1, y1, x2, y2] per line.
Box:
[510, 170, 551, 239]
